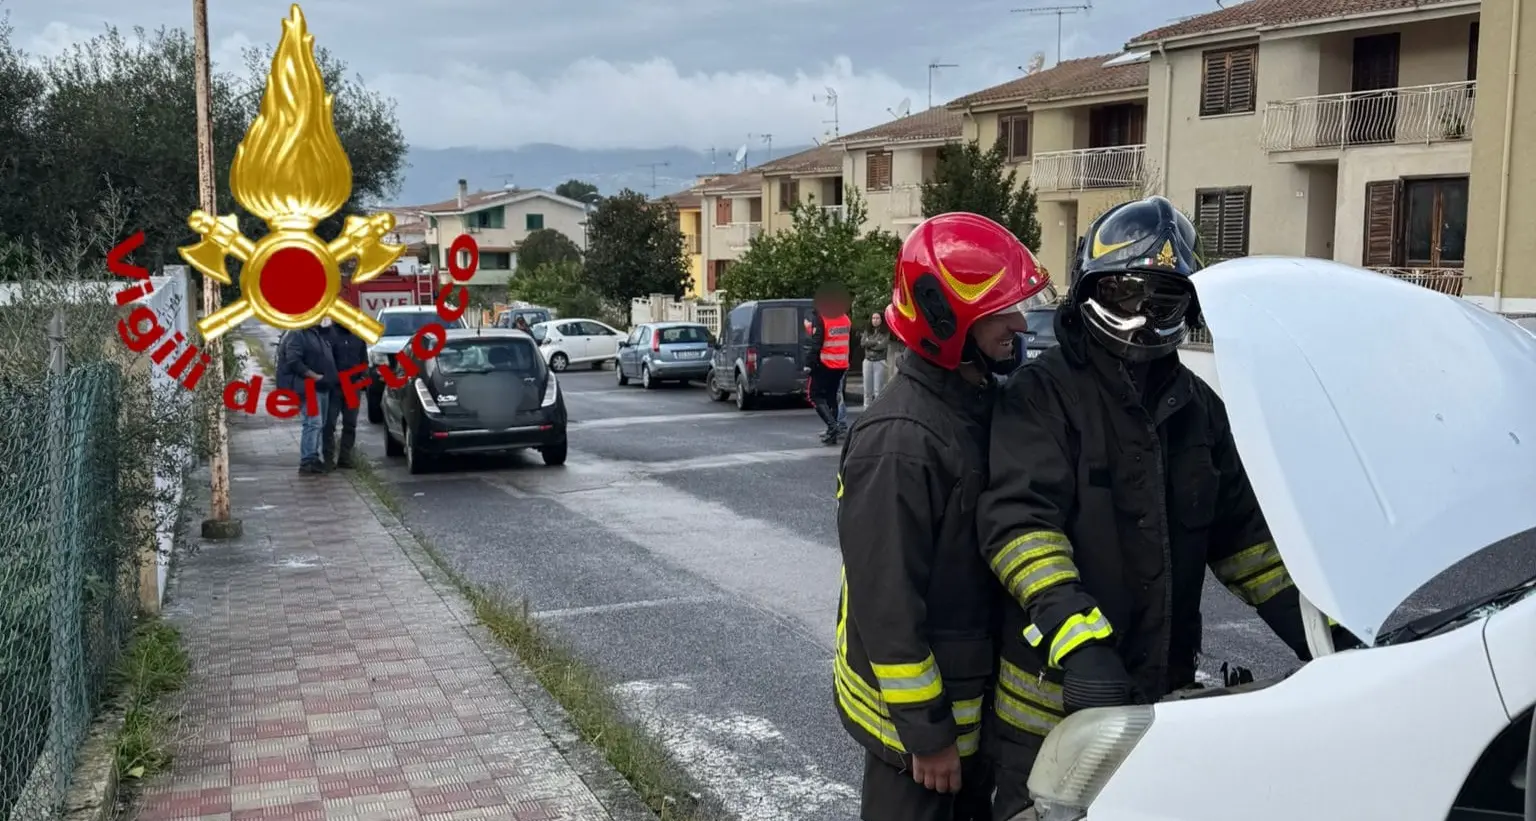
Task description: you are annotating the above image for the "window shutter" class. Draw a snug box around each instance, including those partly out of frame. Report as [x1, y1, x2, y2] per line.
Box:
[1196, 191, 1224, 250]
[1227, 48, 1256, 113]
[1201, 52, 1229, 116]
[1362, 180, 1403, 267]
[1221, 189, 1250, 257]
[866, 151, 892, 190]
[716, 198, 732, 225]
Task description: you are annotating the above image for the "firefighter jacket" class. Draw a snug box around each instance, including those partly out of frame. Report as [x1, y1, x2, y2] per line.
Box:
[803, 311, 852, 370]
[977, 316, 1311, 745]
[834, 352, 1001, 767]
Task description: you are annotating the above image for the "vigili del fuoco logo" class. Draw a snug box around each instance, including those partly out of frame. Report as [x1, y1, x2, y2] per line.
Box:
[104, 4, 481, 417]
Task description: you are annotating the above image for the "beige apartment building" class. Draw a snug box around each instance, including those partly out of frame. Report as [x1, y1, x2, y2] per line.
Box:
[835, 106, 963, 238]
[757, 144, 845, 233]
[1466, 0, 1536, 312]
[416, 181, 592, 286]
[948, 55, 1153, 280]
[1129, 0, 1480, 294]
[697, 171, 764, 295]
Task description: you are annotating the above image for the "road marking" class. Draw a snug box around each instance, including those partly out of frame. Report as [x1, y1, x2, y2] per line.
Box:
[531, 595, 725, 620]
[540, 474, 841, 649]
[569, 410, 794, 429]
[637, 447, 836, 475]
[612, 678, 858, 820]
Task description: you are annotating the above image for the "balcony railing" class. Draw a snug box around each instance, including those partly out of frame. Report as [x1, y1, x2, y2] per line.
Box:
[887, 184, 924, 220]
[822, 205, 847, 221]
[1370, 266, 1467, 296]
[1261, 81, 1476, 152]
[1031, 145, 1147, 193]
[726, 222, 763, 249]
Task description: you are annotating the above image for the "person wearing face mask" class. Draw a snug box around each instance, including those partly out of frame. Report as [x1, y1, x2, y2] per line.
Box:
[834, 213, 1055, 821]
[859, 311, 890, 407]
[320, 317, 366, 469]
[976, 197, 1356, 820]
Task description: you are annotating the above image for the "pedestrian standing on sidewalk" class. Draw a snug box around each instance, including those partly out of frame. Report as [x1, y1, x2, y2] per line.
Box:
[859, 311, 890, 407]
[322, 320, 366, 469]
[834, 213, 1055, 821]
[802, 284, 853, 445]
[278, 321, 339, 475]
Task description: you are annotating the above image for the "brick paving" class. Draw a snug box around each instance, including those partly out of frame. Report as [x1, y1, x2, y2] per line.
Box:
[133, 342, 621, 821]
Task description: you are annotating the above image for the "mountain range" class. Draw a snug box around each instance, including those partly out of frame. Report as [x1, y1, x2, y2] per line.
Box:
[391, 143, 816, 207]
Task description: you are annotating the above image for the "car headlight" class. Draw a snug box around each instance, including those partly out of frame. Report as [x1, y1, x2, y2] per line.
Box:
[413, 378, 441, 414]
[370, 351, 390, 366]
[1027, 706, 1154, 820]
[541, 374, 559, 407]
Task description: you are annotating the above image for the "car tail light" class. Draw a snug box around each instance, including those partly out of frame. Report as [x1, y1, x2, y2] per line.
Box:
[651, 333, 660, 352]
[541, 374, 559, 407]
[413, 378, 441, 414]
[745, 347, 757, 374]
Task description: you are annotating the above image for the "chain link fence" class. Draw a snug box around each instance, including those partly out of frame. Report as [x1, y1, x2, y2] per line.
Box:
[0, 360, 134, 821]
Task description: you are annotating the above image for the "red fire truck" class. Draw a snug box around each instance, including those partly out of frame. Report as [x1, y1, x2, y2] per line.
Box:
[340, 261, 437, 316]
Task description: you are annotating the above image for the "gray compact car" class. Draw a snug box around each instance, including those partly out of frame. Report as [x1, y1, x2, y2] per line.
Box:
[616, 322, 715, 388]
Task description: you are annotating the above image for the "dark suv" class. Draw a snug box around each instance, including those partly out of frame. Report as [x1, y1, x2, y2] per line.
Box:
[706, 298, 815, 410]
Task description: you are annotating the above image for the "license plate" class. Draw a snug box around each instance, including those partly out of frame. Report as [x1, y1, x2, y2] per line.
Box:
[676, 351, 704, 359]
[1026, 350, 1041, 359]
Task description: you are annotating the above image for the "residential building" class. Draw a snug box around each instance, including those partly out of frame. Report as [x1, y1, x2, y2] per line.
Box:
[948, 55, 1152, 280]
[1129, 0, 1480, 293]
[754, 144, 845, 234]
[415, 181, 591, 286]
[1466, 0, 1535, 312]
[834, 106, 964, 238]
[380, 214, 428, 263]
[697, 171, 764, 295]
[661, 185, 707, 297]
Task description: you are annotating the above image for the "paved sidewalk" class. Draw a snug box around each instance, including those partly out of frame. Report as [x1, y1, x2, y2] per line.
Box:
[134, 347, 627, 820]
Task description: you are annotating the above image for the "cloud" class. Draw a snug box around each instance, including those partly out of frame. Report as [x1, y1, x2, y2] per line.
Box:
[21, 19, 259, 75]
[372, 55, 932, 151]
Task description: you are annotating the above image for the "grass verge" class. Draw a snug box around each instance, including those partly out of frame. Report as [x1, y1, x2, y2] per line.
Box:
[240, 333, 274, 375]
[349, 457, 728, 821]
[113, 620, 190, 781]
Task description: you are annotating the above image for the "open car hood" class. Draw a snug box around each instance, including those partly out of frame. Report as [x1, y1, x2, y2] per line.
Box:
[1193, 257, 1536, 645]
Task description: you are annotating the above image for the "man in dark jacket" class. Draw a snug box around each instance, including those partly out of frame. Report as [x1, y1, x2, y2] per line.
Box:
[804, 284, 853, 445]
[836, 213, 1056, 821]
[277, 322, 339, 475]
[977, 197, 1355, 819]
[322, 320, 367, 469]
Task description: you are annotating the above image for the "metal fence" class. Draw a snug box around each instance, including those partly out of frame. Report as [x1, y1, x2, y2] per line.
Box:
[0, 361, 134, 821]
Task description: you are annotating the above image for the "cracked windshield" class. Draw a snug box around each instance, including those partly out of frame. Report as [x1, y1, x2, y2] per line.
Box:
[3, 1, 1534, 820]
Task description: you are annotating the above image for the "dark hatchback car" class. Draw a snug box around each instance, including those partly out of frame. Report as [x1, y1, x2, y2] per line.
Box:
[1019, 305, 1060, 361]
[706, 298, 815, 410]
[381, 329, 567, 474]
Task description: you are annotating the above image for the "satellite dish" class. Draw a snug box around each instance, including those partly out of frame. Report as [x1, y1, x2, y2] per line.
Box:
[896, 98, 911, 117]
[734, 144, 748, 164]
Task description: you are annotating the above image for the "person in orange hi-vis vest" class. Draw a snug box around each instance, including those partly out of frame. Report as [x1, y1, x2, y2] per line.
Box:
[803, 283, 853, 445]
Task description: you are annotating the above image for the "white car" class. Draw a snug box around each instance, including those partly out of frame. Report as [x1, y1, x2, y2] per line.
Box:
[530, 318, 623, 372]
[1024, 257, 1534, 821]
[365, 305, 464, 424]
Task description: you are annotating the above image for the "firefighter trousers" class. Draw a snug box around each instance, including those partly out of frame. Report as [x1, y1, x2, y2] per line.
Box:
[860, 751, 993, 821]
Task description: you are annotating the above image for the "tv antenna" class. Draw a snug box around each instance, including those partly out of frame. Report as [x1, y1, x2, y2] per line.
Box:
[706, 147, 717, 171]
[494, 173, 516, 189]
[927, 61, 957, 108]
[814, 87, 840, 138]
[751, 133, 773, 160]
[733, 144, 748, 170]
[887, 97, 912, 119]
[1012, 3, 1092, 66]
[637, 161, 670, 193]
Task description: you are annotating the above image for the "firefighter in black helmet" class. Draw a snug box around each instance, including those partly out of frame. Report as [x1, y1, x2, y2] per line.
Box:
[976, 196, 1357, 820]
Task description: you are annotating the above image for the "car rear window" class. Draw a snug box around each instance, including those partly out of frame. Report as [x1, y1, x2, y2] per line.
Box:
[759, 307, 800, 345]
[530, 325, 548, 342]
[436, 340, 539, 375]
[382, 311, 462, 337]
[659, 326, 709, 344]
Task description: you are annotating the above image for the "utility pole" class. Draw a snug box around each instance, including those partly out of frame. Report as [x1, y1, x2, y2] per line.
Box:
[637, 161, 670, 194]
[760, 133, 774, 160]
[1012, 3, 1091, 66]
[815, 87, 840, 138]
[192, 0, 240, 540]
[928, 61, 958, 108]
[707, 147, 717, 171]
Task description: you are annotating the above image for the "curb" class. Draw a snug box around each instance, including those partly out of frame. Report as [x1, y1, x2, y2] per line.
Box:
[59, 701, 125, 821]
[349, 472, 658, 821]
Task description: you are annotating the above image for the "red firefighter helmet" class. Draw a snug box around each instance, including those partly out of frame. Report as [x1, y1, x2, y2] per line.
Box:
[886, 212, 1056, 370]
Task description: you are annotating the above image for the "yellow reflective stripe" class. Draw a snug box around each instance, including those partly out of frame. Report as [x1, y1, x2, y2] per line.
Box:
[956, 726, 981, 757]
[1023, 624, 1044, 646]
[994, 687, 1060, 736]
[951, 696, 983, 726]
[998, 659, 1063, 713]
[1231, 565, 1294, 606]
[835, 473, 844, 499]
[991, 531, 1078, 606]
[870, 655, 943, 704]
[835, 675, 905, 752]
[1211, 541, 1282, 585]
[1048, 608, 1114, 667]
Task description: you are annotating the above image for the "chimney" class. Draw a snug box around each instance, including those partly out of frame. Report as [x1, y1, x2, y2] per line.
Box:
[456, 179, 467, 209]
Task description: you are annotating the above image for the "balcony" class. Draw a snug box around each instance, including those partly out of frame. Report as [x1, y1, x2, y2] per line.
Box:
[1261, 81, 1476, 153]
[1030, 146, 1147, 193]
[1370, 266, 1467, 296]
[726, 222, 763, 249]
[887, 185, 924, 222]
[822, 205, 846, 221]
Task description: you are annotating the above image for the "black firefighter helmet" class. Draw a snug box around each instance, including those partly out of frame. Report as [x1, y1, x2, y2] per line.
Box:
[1067, 196, 1204, 363]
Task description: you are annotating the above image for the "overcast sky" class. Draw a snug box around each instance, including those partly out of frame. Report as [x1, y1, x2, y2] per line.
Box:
[12, 0, 1227, 151]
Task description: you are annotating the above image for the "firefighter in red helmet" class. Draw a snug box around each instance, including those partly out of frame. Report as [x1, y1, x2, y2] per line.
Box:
[834, 213, 1056, 821]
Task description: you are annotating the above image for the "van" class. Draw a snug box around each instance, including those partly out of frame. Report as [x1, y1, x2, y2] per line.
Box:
[494, 306, 553, 329]
[705, 298, 815, 410]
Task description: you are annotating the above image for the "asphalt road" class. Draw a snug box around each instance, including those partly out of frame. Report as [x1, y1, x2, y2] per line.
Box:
[350, 362, 1536, 821]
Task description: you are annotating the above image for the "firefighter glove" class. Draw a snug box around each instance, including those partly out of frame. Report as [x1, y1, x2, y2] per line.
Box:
[1061, 644, 1136, 714]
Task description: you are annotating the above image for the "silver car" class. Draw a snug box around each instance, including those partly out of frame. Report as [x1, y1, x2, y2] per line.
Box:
[615, 322, 715, 388]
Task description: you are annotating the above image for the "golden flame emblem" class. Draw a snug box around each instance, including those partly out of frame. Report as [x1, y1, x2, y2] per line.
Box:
[179, 5, 402, 344]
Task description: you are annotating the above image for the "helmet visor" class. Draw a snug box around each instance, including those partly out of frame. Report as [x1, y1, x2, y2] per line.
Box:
[988, 280, 1060, 327]
[1092, 272, 1191, 327]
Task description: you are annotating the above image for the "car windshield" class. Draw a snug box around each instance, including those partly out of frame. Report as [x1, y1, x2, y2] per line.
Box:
[1026, 309, 1057, 341]
[435, 340, 539, 375]
[659, 326, 709, 344]
[381, 312, 461, 337]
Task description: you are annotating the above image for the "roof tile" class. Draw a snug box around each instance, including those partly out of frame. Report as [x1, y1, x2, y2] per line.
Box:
[833, 106, 963, 145]
[947, 53, 1150, 109]
[752, 144, 843, 177]
[1128, 0, 1470, 45]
